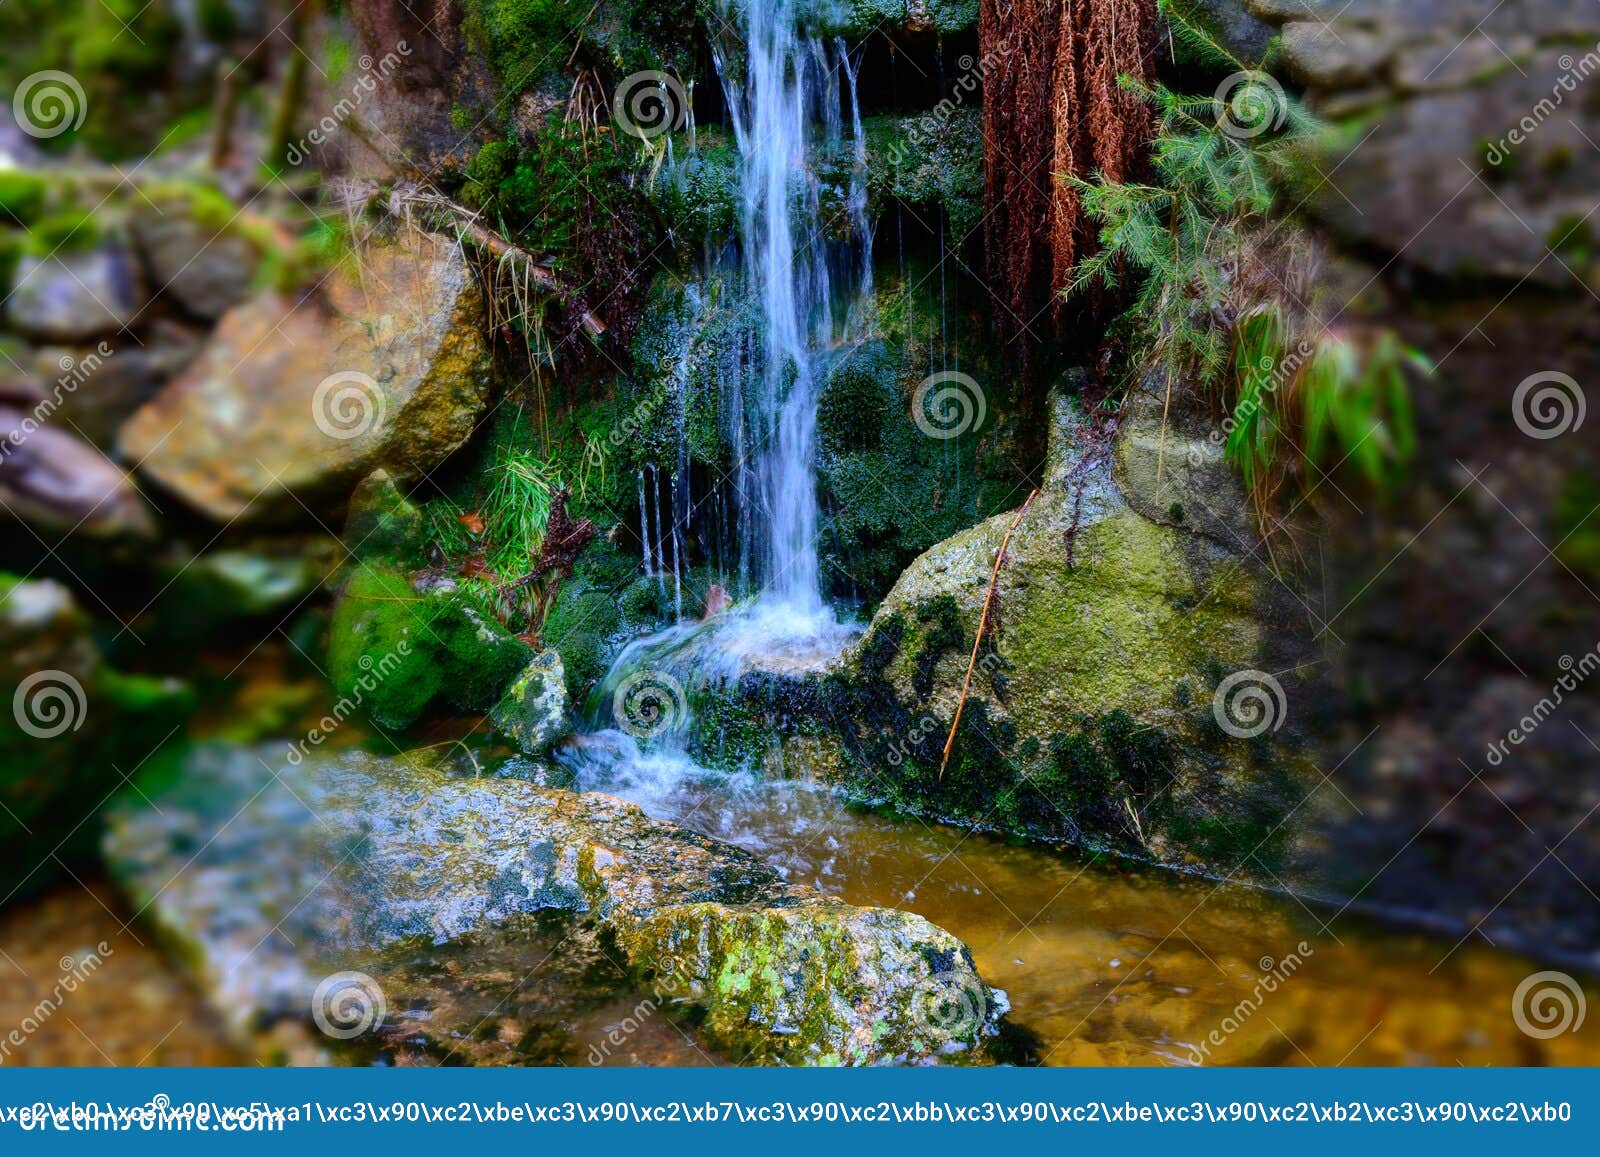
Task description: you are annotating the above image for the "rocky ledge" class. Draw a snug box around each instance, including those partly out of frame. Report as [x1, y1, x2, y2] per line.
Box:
[103, 745, 1006, 1066]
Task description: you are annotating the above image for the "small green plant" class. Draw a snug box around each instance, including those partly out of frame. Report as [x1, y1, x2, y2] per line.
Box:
[1068, 0, 1428, 522]
[427, 444, 595, 642]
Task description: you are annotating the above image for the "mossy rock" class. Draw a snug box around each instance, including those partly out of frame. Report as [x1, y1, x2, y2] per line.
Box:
[104, 744, 1004, 1065]
[822, 388, 1323, 874]
[806, 0, 981, 35]
[326, 564, 534, 730]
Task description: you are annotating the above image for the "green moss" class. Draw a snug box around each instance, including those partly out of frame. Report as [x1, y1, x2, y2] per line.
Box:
[911, 595, 963, 700]
[1554, 473, 1600, 582]
[807, 0, 980, 35]
[24, 211, 100, 256]
[344, 470, 428, 566]
[0, 171, 48, 228]
[326, 564, 535, 730]
[460, 0, 699, 97]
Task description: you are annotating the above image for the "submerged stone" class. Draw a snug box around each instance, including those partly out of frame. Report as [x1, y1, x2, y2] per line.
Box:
[102, 745, 1006, 1065]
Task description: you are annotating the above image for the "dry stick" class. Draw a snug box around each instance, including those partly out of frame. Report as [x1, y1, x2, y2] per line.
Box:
[444, 212, 607, 339]
[208, 59, 241, 171]
[938, 488, 1039, 781]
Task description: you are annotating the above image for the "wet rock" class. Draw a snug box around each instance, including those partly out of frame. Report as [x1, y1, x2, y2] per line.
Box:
[491, 650, 573, 754]
[1, 575, 192, 897]
[129, 204, 257, 321]
[103, 745, 1005, 1065]
[119, 231, 491, 523]
[6, 247, 147, 342]
[0, 407, 155, 539]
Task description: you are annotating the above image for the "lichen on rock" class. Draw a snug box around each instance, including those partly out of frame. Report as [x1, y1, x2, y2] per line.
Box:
[102, 745, 1006, 1065]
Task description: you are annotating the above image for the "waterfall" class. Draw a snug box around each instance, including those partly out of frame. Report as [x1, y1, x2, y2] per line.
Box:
[711, 0, 871, 623]
[583, 0, 871, 765]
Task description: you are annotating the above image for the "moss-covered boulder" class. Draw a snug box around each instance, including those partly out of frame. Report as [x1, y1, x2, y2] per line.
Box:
[810, 379, 1327, 876]
[1, 574, 192, 896]
[325, 470, 535, 729]
[103, 744, 1005, 1065]
[120, 230, 492, 523]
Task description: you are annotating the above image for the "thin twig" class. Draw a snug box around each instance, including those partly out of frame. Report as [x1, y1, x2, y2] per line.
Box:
[938, 489, 1039, 781]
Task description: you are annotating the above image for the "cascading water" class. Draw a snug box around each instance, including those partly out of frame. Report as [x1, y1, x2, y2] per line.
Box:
[565, 0, 870, 808]
[596, 1, 871, 725]
[713, 0, 870, 624]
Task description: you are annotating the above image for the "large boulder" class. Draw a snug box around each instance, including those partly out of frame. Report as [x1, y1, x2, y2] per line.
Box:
[801, 379, 1327, 878]
[1252, 0, 1600, 286]
[0, 575, 192, 896]
[103, 745, 1006, 1065]
[324, 470, 534, 728]
[119, 231, 492, 523]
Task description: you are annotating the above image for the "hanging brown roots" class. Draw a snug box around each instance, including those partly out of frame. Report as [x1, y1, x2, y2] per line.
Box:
[980, 0, 1157, 352]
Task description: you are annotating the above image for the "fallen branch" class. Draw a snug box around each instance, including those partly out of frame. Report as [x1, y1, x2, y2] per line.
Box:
[938, 489, 1039, 781]
[386, 185, 607, 337]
